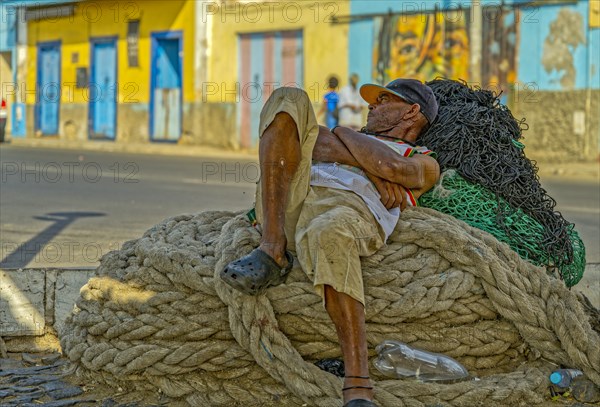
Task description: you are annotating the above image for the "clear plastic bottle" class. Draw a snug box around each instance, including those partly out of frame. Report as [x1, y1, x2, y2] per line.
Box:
[374, 340, 469, 381]
[549, 369, 583, 388]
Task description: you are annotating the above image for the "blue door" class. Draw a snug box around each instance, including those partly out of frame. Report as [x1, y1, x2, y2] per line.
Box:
[90, 39, 117, 139]
[150, 33, 182, 141]
[37, 42, 60, 135]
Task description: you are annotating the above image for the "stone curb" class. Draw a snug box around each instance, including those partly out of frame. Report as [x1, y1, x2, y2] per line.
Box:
[3, 138, 259, 161]
[0, 268, 96, 352]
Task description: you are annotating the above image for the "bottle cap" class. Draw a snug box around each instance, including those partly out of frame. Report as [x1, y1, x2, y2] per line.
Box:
[550, 372, 562, 384]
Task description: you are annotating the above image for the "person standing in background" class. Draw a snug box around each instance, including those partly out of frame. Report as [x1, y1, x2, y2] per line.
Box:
[318, 76, 340, 129]
[338, 73, 364, 130]
[0, 98, 7, 143]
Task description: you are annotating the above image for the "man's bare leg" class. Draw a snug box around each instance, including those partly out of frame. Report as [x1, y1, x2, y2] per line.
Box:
[259, 111, 300, 266]
[324, 285, 373, 404]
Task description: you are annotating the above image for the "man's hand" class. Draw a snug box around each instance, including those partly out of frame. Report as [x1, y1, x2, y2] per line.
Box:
[366, 172, 407, 210]
[313, 126, 361, 167]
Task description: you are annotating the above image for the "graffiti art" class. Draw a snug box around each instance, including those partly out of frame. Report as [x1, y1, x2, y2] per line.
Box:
[373, 10, 470, 84]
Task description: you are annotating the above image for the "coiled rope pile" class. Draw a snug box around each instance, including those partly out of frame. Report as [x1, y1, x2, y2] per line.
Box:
[61, 209, 599, 406]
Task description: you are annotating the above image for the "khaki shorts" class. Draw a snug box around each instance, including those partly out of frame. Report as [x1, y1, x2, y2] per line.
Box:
[254, 87, 385, 306]
[295, 187, 385, 306]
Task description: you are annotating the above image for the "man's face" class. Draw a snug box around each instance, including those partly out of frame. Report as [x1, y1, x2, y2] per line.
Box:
[364, 92, 412, 133]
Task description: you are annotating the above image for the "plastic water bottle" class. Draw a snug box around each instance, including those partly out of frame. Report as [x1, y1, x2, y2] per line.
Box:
[549, 369, 583, 388]
[374, 340, 469, 381]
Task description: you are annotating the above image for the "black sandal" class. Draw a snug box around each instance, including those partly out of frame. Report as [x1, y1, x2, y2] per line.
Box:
[343, 400, 377, 407]
[343, 376, 376, 407]
[220, 248, 293, 295]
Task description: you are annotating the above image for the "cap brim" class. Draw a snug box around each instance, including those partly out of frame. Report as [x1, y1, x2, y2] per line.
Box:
[359, 83, 410, 104]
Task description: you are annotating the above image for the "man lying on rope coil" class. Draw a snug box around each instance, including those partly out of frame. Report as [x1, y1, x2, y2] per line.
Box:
[220, 79, 440, 407]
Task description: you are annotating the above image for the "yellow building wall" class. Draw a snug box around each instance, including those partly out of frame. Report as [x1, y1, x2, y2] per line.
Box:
[591, 0, 600, 28]
[207, 0, 350, 104]
[27, 0, 195, 105]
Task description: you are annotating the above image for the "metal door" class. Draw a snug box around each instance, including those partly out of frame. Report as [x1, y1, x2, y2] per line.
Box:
[150, 33, 182, 141]
[37, 42, 60, 135]
[239, 30, 303, 148]
[90, 39, 117, 139]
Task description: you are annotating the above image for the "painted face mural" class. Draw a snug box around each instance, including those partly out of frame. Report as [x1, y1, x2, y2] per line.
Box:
[374, 11, 470, 84]
[373, 7, 519, 96]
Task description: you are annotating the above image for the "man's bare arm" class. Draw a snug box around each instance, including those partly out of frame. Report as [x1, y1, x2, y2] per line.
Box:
[312, 126, 432, 209]
[333, 126, 439, 190]
[312, 126, 360, 166]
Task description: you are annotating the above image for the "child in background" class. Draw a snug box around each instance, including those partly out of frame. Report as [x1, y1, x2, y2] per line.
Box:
[318, 76, 339, 129]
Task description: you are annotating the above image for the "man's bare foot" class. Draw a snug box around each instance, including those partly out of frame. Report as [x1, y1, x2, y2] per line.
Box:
[259, 240, 289, 268]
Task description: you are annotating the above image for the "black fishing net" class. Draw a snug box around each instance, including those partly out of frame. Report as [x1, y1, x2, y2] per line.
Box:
[416, 79, 584, 286]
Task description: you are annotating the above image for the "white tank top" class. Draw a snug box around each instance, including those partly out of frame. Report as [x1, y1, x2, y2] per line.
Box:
[310, 134, 435, 239]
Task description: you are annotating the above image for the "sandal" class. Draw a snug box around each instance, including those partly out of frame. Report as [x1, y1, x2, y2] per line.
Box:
[220, 248, 293, 295]
[343, 400, 377, 407]
[343, 376, 376, 407]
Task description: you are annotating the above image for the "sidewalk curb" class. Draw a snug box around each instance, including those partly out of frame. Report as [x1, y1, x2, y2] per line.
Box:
[3, 138, 259, 161]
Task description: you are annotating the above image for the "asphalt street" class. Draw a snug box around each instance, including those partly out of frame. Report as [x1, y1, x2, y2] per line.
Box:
[1, 145, 598, 269]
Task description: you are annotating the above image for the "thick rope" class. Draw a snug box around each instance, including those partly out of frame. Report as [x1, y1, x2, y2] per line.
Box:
[60, 209, 600, 406]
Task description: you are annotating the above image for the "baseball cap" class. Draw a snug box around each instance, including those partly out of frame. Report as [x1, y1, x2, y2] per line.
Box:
[360, 78, 439, 124]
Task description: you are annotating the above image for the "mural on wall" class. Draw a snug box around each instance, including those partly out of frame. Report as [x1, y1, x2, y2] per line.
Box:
[541, 8, 586, 89]
[373, 7, 520, 93]
[481, 7, 519, 94]
[373, 10, 471, 84]
[590, 0, 600, 29]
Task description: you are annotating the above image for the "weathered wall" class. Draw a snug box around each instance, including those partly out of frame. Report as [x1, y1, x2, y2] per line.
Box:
[349, 0, 599, 162]
[512, 89, 599, 162]
[25, 105, 35, 137]
[21, 100, 240, 148]
[116, 103, 149, 144]
[184, 102, 239, 149]
[60, 103, 86, 141]
[518, 2, 599, 91]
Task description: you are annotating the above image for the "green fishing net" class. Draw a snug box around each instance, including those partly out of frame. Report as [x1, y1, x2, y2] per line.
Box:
[419, 170, 586, 287]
